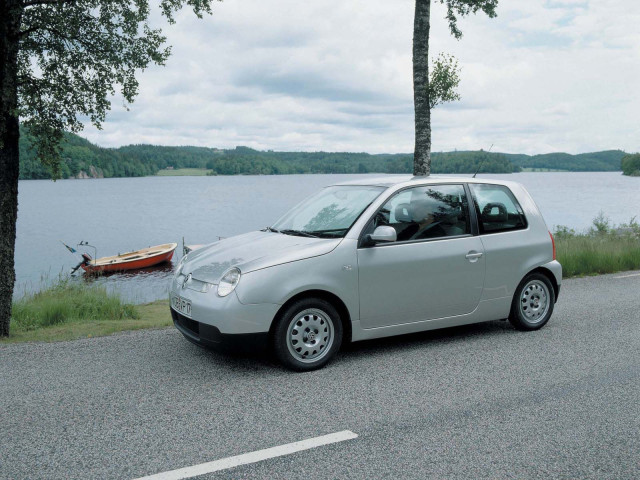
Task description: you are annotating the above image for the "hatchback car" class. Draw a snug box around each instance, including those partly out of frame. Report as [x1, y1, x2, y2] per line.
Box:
[170, 176, 561, 371]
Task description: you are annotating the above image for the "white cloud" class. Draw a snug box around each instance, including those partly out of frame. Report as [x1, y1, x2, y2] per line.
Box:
[81, 0, 640, 155]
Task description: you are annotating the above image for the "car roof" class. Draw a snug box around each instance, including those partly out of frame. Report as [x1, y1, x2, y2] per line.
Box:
[330, 175, 522, 189]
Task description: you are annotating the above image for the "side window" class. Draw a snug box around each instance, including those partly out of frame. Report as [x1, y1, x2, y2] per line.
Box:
[470, 184, 527, 234]
[364, 184, 471, 242]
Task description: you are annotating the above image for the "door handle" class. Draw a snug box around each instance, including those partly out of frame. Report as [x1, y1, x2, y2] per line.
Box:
[465, 251, 483, 261]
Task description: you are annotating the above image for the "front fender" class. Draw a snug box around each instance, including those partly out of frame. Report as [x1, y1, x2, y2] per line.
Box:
[235, 239, 359, 324]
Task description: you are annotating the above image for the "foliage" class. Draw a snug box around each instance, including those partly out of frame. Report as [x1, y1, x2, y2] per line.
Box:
[508, 150, 626, 172]
[589, 211, 611, 235]
[621, 153, 640, 176]
[18, 133, 527, 178]
[16, 0, 220, 177]
[556, 235, 640, 278]
[619, 216, 640, 235]
[11, 278, 138, 332]
[554, 215, 640, 277]
[4, 299, 171, 343]
[429, 53, 461, 109]
[438, 0, 498, 39]
[552, 225, 577, 240]
[18, 132, 632, 179]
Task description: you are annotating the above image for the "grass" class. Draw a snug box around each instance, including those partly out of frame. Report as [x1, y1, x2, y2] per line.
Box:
[156, 168, 212, 176]
[556, 235, 640, 277]
[2, 280, 171, 344]
[554, 213, 640, 277]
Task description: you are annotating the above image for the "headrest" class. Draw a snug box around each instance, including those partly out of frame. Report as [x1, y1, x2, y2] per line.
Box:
[394, 203, 412, 222]
[482, 202, 508, 223]
[408, 198, 434, 222]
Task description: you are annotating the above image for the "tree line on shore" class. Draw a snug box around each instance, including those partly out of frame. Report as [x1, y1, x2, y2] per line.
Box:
[621, 154, 640, 177]
[18, 130, 627, 180]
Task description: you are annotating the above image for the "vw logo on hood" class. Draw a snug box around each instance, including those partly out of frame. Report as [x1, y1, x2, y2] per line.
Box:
[182, 273, 191, 289]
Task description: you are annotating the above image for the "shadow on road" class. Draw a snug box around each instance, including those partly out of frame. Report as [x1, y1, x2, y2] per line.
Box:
[344, 319, 515, 355]
[172, 319, 522, 374]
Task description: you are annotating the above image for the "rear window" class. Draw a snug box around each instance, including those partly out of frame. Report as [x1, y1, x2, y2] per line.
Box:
[470, 184, 527, 234]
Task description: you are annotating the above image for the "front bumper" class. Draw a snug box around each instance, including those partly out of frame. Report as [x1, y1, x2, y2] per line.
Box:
[169, 275, 279, 352]
[172, 308, 269, 353]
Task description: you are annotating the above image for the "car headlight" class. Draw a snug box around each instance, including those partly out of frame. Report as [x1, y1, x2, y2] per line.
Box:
[217, 267, 241, 297]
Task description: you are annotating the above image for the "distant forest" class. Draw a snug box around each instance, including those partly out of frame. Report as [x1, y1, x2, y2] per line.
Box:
[18, 130, 627, 180]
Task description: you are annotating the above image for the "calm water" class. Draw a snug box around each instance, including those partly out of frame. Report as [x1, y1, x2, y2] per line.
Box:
[15, 172, 640, 302]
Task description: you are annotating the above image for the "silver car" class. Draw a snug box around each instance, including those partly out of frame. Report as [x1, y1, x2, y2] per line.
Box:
[170, 176, 561, 371]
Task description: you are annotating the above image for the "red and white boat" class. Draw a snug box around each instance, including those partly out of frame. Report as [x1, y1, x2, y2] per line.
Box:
[80, 243, 177, 274]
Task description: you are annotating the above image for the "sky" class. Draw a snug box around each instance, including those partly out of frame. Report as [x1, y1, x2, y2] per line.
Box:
[81, 0, 640, 155]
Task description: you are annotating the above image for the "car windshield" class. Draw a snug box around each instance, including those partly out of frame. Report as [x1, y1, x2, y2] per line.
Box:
[271, 185, 385, 238]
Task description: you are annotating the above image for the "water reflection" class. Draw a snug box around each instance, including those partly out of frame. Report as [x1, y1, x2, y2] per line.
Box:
[78, 261, 177, 303]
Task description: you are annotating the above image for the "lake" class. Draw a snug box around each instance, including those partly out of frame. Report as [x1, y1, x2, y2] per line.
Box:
[15, 171, 640, 302]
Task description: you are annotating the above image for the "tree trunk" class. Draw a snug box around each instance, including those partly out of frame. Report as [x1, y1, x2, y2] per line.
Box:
[413, 0, 431, 176]
[0, 0, 23, 337]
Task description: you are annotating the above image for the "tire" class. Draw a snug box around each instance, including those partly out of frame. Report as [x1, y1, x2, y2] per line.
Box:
[509, 272, 556, 331]
[272, 298, 343, 371]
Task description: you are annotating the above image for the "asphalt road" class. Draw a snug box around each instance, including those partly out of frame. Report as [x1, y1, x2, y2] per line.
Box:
[1, 271, 639, 480]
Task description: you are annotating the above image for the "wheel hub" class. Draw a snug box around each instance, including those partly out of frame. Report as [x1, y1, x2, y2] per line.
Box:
[520, 280, 550, 323]
[286, 308, 334, 363]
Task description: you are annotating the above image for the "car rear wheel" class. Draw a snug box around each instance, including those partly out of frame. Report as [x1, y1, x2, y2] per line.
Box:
[509, 272, 555, 331]
[272, 298, 343, 371]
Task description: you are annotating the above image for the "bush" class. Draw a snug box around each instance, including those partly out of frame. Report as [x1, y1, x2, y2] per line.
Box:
[590, 211, 611, 235]
[621, 153, 640, 176]
[553, 225, 577, 240]
[11, 279, 138, 332]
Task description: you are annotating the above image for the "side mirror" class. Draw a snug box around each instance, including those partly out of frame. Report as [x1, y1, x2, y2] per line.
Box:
[365, 226, 397, 246]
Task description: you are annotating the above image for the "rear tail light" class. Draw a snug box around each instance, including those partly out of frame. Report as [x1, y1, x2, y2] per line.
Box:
[549, 231, 556, 260]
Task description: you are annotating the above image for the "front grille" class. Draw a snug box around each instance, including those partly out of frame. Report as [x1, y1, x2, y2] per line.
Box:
[171, 309, 199, 337]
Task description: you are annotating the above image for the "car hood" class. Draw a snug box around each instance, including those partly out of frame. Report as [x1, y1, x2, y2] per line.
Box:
[182, 231, 342, 284]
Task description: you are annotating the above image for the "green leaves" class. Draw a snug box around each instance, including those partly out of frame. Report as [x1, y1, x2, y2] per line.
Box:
[438, 0, 498, 39]
[621, 153, 640, 177]
[429, 53, 461, 109]
[16, 0, 221, 178]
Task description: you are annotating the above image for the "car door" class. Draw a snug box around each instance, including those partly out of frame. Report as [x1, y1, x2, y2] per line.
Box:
[357, 184, 486, 329]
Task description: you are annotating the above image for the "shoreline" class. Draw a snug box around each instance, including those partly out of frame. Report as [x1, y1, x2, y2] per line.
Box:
[17, 169, 628, 181]
[3, 267, 640, 345]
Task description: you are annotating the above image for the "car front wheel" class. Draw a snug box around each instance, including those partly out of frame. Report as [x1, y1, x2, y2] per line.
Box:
[509, 272, 556, 331]
[272, 298, 343, 371]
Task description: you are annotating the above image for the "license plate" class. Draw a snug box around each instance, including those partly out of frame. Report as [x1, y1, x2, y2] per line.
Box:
[172, 295, 192, 318]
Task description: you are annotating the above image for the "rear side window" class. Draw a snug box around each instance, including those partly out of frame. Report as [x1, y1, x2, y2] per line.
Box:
[470, 184, 527, 234]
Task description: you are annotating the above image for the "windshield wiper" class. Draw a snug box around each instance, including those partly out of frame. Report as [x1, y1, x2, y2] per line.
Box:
[307, 228, 347, 238]
[263, 226, 281, 233]
[280, 229, 320, 238]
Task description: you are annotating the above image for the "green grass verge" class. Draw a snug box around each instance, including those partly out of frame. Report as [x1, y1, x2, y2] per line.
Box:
[556, 235, 640, 277]
[3, 281, 171, 344]
[554, 213, 640, 277]
[156, 168, 212, 176]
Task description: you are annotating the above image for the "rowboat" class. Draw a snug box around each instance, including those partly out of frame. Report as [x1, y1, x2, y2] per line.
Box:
[80, 243, 177, 274]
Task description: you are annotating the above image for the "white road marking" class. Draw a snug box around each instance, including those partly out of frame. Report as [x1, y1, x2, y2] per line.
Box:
[132, 430, 358, 480]
[614, 273, 640, 279]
